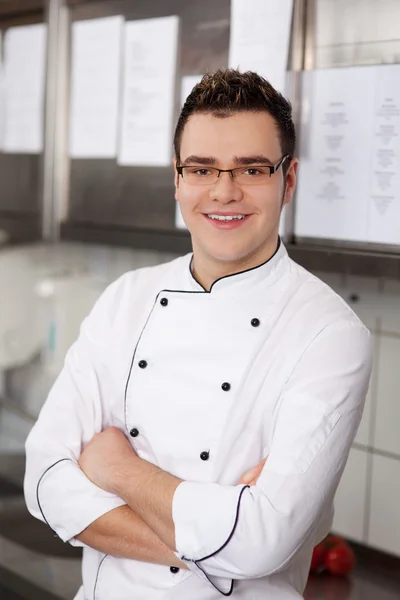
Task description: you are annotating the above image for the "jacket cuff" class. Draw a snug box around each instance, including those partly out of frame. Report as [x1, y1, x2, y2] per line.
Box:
[172, 481, 248, 560]
[175, 555, 235, 596]
[36, 458, 126, 542]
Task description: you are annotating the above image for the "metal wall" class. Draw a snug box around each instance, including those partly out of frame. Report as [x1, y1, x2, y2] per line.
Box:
[66, 0, 229, 235]
[1, 0, 400, 277]
[0, 6, 45, 243]
[313, 0, 400, 69]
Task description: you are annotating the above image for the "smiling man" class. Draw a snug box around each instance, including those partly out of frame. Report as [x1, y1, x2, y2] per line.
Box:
[24, 70, 372, 599]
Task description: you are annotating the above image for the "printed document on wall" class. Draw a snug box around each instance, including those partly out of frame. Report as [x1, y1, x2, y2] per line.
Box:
[229, 0, 293, 94]
[367, 64, 400, 245]
[118, 16, 179, 167]
[69, 16, 123, 158]
[295, 67, 376, 242]
[3, 24, 47, 153]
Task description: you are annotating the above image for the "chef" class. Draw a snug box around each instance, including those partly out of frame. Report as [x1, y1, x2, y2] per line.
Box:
[24, 69, 372, 599]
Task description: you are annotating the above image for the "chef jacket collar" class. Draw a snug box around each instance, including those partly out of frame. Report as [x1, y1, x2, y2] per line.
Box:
[187, 237, 288, 295]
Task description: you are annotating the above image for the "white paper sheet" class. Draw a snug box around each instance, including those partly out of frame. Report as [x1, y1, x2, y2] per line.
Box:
[69, 16, 123, 159]
[229, 0, 293, 94]
[367, 64, 400, 245]
[180, 75, 202, 107]
[295, 67, 376, 243]
[3, 24, 47, 153]
[118, 16, 179, 167]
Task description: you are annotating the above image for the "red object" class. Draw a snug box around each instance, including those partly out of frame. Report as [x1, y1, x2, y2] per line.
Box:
[325, 544, 355, 575]
[324, 534, 346, 549]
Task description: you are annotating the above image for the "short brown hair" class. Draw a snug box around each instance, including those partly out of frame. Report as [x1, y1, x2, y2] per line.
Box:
[174, 69, 296, 169]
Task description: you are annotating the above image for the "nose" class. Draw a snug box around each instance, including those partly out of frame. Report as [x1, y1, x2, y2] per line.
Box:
[209, 171, 243, 204]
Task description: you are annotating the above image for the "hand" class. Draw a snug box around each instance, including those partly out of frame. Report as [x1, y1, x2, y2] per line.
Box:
[78, 427, 137, 495]
[238, 457, 267, 486]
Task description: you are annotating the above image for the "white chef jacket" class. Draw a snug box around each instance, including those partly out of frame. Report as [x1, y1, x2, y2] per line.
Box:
[24, 240, 372, 599]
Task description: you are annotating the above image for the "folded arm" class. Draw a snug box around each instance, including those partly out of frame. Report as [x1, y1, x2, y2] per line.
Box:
[83, 320, 372, 593]
[75, 505, 186, 568]
[24, 276, 184, 568]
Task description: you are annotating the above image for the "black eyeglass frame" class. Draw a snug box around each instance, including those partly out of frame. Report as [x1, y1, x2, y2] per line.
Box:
[176, 154, 291, 181]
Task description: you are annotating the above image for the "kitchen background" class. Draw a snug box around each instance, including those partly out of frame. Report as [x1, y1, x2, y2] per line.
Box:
[0, 0, 399, 599]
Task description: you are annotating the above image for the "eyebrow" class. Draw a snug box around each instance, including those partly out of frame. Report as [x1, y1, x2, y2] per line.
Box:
[181, 155, 275, 166]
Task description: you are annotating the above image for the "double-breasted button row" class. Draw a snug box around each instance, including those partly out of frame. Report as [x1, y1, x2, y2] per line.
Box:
[130, 428, 210, 463]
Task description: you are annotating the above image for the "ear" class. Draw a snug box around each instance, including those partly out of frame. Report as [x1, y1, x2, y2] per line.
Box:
[173, 157, 180, 201]
[282, 158, 299, 208]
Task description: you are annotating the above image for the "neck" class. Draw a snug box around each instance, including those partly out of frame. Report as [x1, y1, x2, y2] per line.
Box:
[191, 237, 280, 292]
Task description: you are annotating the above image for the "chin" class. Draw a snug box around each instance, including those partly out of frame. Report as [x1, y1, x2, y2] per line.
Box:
[202, 241, 261, 265]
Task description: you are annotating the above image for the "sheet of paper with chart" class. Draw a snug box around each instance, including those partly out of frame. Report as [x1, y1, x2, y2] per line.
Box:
[367, 64, 400, 245]
[2, 24, 47, 153]
[229, 0, 293, 94]
[118, 16, 179, 167]
[69, 16, 123, 158]
[295, 67, 376, 243]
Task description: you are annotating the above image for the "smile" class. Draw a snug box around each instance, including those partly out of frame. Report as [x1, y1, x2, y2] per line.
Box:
[207, 214, 246, 221]
[204, 213, 251, 229]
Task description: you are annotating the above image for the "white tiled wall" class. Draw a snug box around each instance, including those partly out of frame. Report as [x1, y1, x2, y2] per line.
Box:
[315, 270, 400, 558]
[373, 335, 400, 456]
[369, 454, 400, 556]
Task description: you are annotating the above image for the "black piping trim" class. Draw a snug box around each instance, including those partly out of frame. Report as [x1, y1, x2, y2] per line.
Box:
[123, 293, 159, 431]
[196, 484, 250, 561]
[194, 563, 235, 596]
[182, 485, 249, 596]
[189, 236, 281, 292]
[93, 554, 108, 600]
[36, 458, 73, 535]
[123, 288, 205, 431]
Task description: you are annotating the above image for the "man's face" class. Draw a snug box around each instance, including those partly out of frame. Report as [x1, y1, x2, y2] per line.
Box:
[174, 111, 298, 269]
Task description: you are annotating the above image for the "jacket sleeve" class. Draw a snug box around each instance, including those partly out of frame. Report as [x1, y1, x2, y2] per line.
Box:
[24, 277, 128, 545]
[171, 320, 373, 593]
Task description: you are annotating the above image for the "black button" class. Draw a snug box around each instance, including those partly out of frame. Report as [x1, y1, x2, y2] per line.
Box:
[130, 428, 139, 438]
[138, 360, 148, 369]
[170, 566, 180, 574]
[160, 298, 168, 306]
[200, 451, 210, 461]
[251, 318, 260, 327]
[221, 382, 231, 392]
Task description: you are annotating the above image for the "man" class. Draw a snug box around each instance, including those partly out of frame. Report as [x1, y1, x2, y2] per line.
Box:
[24, 69, 372, 599]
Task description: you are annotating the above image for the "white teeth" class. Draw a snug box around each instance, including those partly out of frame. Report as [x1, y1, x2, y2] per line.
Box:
[207, 214, 246, 221]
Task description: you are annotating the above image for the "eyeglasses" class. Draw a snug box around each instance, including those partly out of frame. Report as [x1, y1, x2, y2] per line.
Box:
[176, 155, 290, 186]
